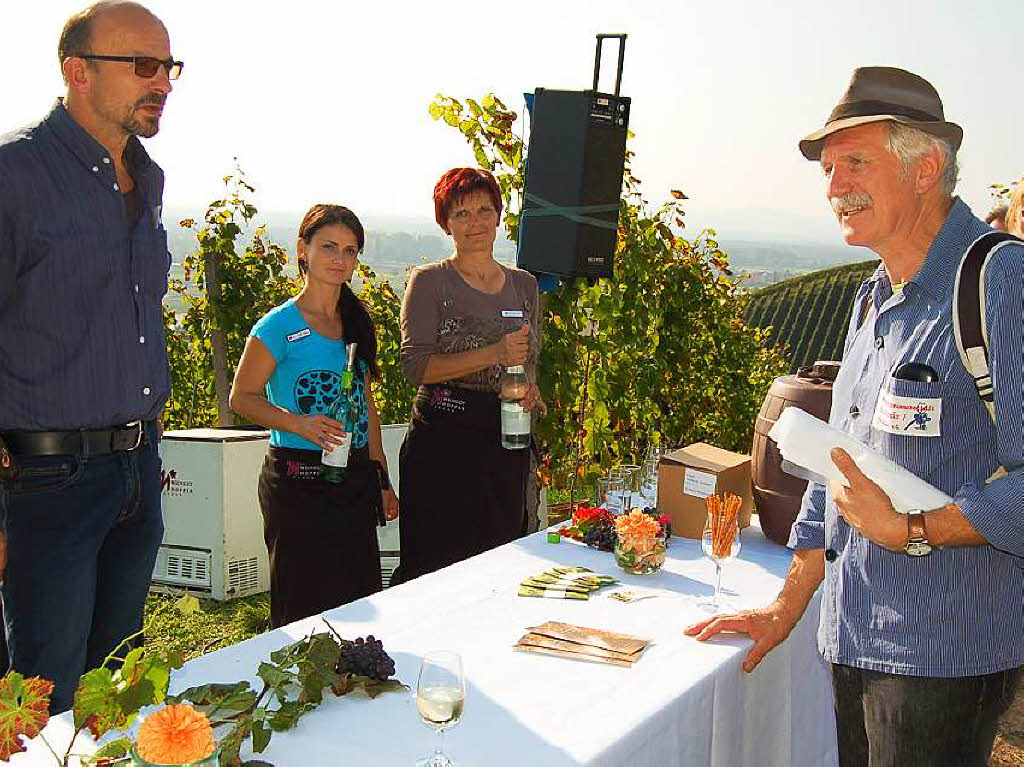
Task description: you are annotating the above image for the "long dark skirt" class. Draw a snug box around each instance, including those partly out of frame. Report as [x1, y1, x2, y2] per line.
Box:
[398, 385, 530, 581]
[258, 446, 382, 628]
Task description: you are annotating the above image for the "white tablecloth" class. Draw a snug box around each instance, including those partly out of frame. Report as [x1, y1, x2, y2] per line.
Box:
[16, 522, 838, 766]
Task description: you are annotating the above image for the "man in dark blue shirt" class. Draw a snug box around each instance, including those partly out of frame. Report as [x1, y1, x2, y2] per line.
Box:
[0, 0, 181, 713]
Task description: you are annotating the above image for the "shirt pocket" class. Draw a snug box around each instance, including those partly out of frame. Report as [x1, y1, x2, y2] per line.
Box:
[871, 378, 946, 483]
[135, 226, 170, 298]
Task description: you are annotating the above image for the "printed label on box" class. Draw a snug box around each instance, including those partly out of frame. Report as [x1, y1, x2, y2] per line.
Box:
[683, 468, 717, 498]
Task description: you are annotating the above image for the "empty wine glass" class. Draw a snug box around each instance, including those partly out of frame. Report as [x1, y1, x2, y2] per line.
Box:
[699, 509, 741, 613]
[644, 440, 666, 464]
[611, 464, 641, 513]
[595, 475, 624, 514]
[640, 458, 659, 506]
[416, 651, 466, 767]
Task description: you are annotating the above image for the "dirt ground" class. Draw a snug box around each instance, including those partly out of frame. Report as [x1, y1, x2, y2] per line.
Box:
[992, 678, 1024, 766]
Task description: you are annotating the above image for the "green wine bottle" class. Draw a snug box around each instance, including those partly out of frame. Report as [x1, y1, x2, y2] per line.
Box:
[321, 342, 358, 484]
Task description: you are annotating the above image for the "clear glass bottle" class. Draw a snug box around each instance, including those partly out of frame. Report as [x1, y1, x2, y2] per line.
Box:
[500, 365, 531, 450]
[321, 342, 358, 483]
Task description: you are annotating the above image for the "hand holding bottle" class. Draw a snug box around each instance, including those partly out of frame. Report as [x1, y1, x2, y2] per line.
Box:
[293, 413, 347, 449]
[494, 323, 530, 366]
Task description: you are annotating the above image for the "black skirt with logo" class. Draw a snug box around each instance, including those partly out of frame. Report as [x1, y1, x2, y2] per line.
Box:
[397, 385, 530, 581]
[257, 445, 382, 628]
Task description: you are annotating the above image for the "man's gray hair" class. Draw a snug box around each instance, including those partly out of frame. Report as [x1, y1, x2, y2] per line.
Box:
[885, 122, 959, 197]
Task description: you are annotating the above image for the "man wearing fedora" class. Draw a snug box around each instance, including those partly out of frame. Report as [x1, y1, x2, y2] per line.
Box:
[688, 66, 1024, 766]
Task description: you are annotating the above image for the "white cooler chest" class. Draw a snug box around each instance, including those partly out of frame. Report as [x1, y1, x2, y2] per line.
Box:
[153, 428, 271, 601]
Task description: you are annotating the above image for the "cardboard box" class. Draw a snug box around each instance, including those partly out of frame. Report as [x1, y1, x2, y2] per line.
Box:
[657, 443, 753, 539]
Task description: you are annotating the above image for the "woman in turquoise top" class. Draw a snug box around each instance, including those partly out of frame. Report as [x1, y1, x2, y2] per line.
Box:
[230, 204, 398, 627]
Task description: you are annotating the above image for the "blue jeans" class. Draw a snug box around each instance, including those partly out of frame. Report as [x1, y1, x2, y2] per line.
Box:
[0, 423, 163, 714]
[832, 662, 1023, 767]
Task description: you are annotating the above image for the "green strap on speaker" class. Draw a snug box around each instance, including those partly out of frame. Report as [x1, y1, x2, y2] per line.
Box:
[520, 192, 619, 230]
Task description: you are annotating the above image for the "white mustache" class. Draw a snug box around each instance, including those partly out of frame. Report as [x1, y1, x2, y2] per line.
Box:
[833, 193, 872, 215]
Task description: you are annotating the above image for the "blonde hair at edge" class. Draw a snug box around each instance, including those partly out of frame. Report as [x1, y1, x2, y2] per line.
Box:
[1006, 183, 1024, 238]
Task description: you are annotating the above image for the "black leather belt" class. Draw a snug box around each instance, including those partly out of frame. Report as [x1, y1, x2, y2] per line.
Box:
[0, 421, 148, 458]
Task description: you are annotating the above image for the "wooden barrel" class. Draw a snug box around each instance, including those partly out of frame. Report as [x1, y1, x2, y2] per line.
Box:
[752, 361, 840, 545]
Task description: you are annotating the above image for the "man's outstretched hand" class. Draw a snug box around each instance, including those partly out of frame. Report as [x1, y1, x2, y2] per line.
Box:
[684, 605, 801, 673]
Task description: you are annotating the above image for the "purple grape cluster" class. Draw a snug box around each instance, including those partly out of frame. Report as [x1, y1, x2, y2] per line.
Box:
[336, 635, 396, 681]
[583, 519, 618, 552]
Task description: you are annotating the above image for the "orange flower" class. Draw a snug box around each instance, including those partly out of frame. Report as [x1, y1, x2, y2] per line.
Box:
[614, 509, 662, 547]
[137, 704, 216, 764]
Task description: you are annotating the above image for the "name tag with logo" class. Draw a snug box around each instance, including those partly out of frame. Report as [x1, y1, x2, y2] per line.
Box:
[872, 390, 941, 437]
[502, 310, 524, 319]
[287, 328, 311, 343]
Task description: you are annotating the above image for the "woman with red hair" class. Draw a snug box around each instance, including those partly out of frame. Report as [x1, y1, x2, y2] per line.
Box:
[398, 168, 545, 580]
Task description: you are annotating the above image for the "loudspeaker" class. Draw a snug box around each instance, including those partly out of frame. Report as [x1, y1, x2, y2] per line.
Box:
[516, 88, 630, 279]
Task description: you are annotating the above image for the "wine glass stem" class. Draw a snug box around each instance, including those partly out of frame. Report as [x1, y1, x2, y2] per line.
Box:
[714, 562, 723, 606]
[436, 726, 445, 756]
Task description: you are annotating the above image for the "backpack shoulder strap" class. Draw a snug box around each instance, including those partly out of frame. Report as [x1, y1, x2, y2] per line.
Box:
[952, 231, 1022, 423]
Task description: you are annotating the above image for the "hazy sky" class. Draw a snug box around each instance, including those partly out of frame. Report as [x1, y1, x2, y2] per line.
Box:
[5, 0, 1022, 245]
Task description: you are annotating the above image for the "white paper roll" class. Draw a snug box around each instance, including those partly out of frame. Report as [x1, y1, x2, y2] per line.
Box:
[768, 407, 952, 513]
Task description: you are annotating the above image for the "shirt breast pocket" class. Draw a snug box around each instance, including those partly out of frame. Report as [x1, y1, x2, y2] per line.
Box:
[871, 378, 947, 483]
[136, 227, 170, 298]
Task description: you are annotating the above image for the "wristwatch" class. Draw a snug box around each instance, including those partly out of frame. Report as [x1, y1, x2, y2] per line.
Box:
[904, 512, 932, 557]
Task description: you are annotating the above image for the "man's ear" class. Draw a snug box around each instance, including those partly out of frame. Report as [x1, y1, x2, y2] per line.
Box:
[914, 145, 945, 195]
[63, 57, 90, 93]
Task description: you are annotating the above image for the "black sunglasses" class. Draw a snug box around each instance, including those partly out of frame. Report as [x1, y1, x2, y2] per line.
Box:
[78, 54, 183, 80]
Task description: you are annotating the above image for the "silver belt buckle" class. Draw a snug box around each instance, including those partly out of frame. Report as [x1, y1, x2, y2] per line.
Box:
[125, 420, 144, 451]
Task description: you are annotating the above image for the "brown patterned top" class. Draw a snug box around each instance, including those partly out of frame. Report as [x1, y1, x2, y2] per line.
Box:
[400, 259, 540, 393]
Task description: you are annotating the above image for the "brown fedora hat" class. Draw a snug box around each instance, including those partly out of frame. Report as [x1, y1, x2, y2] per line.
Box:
[799, 66, 962, 160]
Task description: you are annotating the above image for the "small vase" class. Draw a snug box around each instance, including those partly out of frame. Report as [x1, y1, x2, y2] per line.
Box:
[130, 746, 220, 766]
[614, 537, 666, 575]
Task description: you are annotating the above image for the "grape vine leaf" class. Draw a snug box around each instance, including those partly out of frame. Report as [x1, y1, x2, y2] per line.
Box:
[85, 736, 131, 763]
[0, 673, 53, 760]
[74, 647, 181, 739]
[169, 681, 258, 714]
[175, 594, 202, 616]
[217, 717, 252, 767]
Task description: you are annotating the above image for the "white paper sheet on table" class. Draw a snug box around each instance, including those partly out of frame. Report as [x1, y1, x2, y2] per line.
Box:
[768, 407, 952, 513]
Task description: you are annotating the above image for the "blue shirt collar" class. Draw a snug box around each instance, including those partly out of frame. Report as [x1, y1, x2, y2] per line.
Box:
[45, 98, 154, 177]
[860, 197, 975, 303]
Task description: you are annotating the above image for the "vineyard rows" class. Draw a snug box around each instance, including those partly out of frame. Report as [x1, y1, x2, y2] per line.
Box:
[744, 259, 878, 372]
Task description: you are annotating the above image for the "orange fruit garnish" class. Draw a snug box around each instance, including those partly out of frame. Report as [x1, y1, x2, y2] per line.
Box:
[136, 704, 216, 764]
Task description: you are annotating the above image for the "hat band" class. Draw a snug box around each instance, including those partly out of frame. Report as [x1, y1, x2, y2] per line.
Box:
[828, 99, 941, 125]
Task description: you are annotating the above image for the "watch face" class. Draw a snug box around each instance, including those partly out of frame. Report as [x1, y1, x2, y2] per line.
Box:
[906, 540, 932, 557]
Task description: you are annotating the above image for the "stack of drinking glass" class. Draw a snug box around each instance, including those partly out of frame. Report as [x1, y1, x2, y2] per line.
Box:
[595, 442, 666, 515]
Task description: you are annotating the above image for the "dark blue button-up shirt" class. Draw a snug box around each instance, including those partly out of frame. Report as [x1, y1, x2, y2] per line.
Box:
[0, 101, 170, 430]
[789, 199, 1024, 677]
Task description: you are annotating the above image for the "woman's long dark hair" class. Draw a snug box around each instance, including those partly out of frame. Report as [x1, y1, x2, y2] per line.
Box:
[297, 204, 379, 378]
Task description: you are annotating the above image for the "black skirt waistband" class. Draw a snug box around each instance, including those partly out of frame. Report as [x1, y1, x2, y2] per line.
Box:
[412, 385, 500, 434]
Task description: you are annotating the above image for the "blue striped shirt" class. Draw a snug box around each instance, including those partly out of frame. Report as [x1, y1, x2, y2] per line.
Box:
[0, 101, 170, 430]
[789, 198, 1024, 677]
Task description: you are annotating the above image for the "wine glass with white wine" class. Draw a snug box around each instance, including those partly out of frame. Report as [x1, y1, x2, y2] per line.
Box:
[416, 651, 465, 767]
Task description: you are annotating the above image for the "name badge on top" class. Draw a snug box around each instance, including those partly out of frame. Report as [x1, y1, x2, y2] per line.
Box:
[287, 328, 311, 343]
[871, 390, 942, 437]
[502, 310, 524, 319]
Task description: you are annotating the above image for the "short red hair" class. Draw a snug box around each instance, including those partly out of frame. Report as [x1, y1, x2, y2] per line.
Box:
[433, 168, 503, 234]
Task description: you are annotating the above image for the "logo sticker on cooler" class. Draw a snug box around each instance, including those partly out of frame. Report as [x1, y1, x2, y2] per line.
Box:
[872, 390, 941, 437]
[287, 328, 311, 343]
